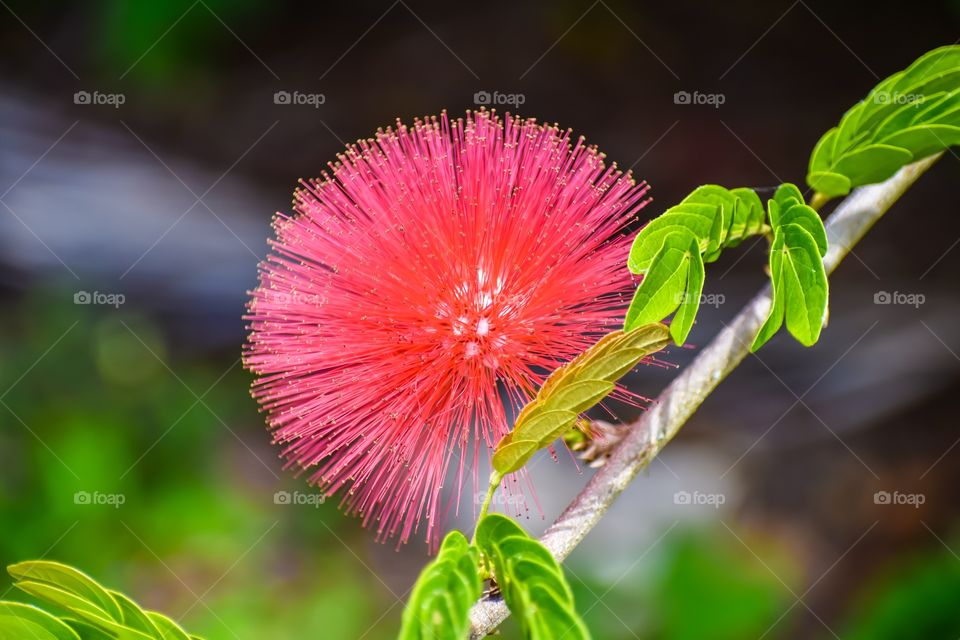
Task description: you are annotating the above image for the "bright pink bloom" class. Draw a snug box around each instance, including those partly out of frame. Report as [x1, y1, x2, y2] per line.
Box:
[245, 110, 651, 545]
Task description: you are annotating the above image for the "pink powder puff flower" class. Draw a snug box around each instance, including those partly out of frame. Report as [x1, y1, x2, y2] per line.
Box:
[244, 110, 652, 546]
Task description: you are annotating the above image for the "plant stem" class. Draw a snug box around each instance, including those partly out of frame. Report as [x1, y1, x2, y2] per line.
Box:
[810, 190, 832, 211]
[471, 472, 501, 544]
[477, 477, 497, 522]
[467, 155, 940, 639]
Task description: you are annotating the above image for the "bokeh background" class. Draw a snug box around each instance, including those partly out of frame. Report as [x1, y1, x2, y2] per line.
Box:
[1, 1, 959, 638]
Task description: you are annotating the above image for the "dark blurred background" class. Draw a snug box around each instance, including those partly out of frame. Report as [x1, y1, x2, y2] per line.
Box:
[1, 1, 959, 638]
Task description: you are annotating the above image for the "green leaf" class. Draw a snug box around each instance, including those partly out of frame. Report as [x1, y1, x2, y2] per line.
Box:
[773, 183, 805, 210]
[878, 124, 960, 160]
[778, 224, 829, 346]
[512, 410, 578, 448]
[542, 380, 615, 414]
[615, 322, 673, 354]
[111, 592, 162, 639]
[624, 231, 695, 332]
[729, 187, 766, 243]
[0, 602, 82, 640]
[625, 186, 766, 341]
[7, 561, 202, 640]
[911, 89, 960, 125]
[751, 260, 785, 351]
[809, 127, 839, 174]
[492, 538, 567, 593]
[682, 185, 735, 258]
[475, 512, 526, 551]
[628, 186, 766, 274]
[754, 224, 828, 349]
[8, 562, 122, 623]
[808, 45, 960, 196]
[62, 619, 116, 640]
[530, 584, 592, 639]
[475, 515, 590, 640]
[807, 171, 851, 197]
[145, 614, 192, 640]
[492, 439, 540, 476]
[670, 236, 705, 345]
[573, 346, 653, 383]
[625, 231, 704, 344]
[490, 323, 668, 479]
[778, 203, 827, 257]
[627, 207, 713, 273]
[831, 144, 913, 186]
[12, 582, 128, 634]
[754, 186, 829, 349]
[398, 531, 482, 640]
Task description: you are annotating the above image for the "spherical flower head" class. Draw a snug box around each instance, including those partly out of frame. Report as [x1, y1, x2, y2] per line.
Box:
[244, 110, 651, 546]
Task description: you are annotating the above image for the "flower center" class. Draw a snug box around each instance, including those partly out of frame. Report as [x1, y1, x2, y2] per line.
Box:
[451, 311, 504, 365]
[433, 269, 515, 369]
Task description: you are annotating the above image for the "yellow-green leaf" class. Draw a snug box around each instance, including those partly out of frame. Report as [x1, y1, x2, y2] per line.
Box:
[8, 562, 122, 623]
[542, 380, 615, 414]
[514, 410, 578, 448]
[492, 439, 540, 476]
[0, 602, 81, 640]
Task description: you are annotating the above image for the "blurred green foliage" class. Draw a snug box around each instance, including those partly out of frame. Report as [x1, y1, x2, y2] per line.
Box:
[2, 287, 959, 639]
[98, 0, 265, 83]
[841, 546, 960, 639]
[652, 530, 795, 640]
[0, 288, 386, 639]
[563, 528, 796, 640]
